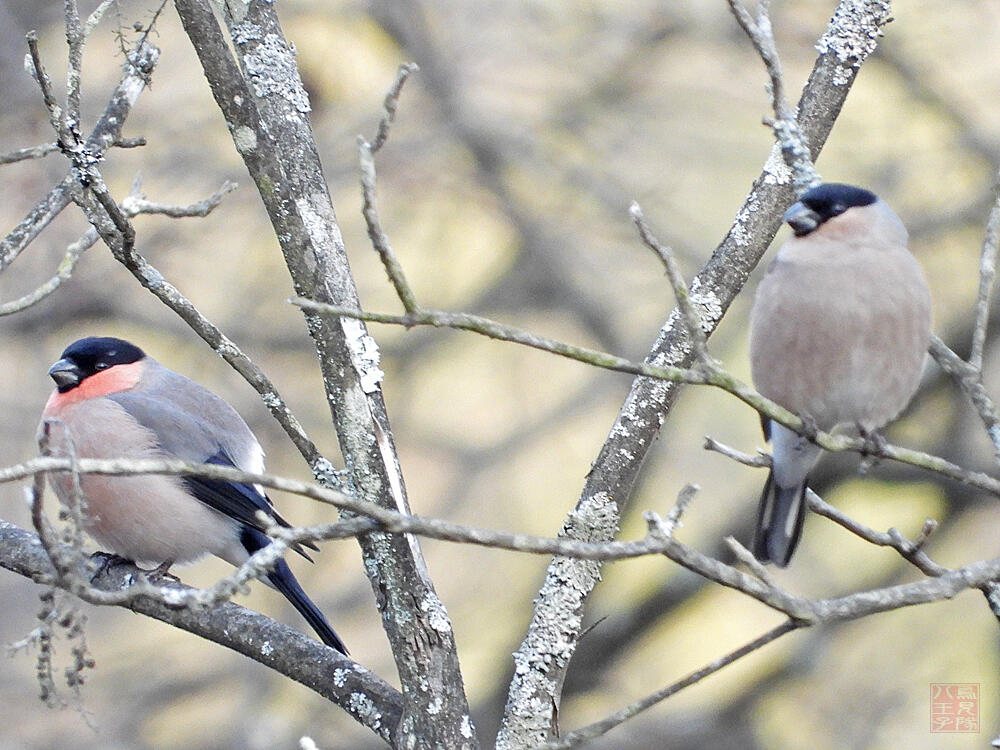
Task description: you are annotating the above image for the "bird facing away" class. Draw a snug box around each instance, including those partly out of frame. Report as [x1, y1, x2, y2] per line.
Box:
[748, 183, 931, 566]
[39, 336, 347, 654]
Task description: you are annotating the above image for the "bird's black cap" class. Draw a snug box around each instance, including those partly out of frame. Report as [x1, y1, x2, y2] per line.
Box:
[49, 337, 146, 392]
[785, 183, 878, 236]
[800, 183, 877, 218]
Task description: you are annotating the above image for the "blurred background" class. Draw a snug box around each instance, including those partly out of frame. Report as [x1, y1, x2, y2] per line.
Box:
[1, 1, 999, 748]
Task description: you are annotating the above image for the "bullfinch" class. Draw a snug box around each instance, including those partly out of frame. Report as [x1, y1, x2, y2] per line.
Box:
[749, 183, 931, 566]
[39, 336, 347, 654]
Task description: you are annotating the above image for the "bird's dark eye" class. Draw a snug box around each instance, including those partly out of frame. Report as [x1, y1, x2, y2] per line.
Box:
[95, 362, 110, 370]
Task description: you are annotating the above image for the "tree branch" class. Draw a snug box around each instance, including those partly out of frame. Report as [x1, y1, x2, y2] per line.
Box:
[172, 1, 475, 745]
[0, 519, 403, 743]
[0, 40, 159, 272]
[534, 620, 800, 749]
[496, 1, 895, 744]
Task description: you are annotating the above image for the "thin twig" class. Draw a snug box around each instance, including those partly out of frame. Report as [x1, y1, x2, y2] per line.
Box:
[0, 143, 60, 165]
[726, 0, 818, 191]
[805, 491, 947, 577]
[703, 435, 771, 468]
[295, 298, 1000, 498]
[726, 535, 777, 586]
[6, 453, 1000, 629]
[703, 436, 948, 576]
[0, 180, 236, 317]
[370, 62, 419, 154]
[26, 32, 68, 146]
[357, 64, 422, 312]
[120, 179, 238, 217]
[929, 335, 1000, 462]
[0, 232, 89, 315]
[0, 41, 159, 273]
[534, 620, 800, 749]
[358, 146, 418, 312]
[630, 202, 711, 364]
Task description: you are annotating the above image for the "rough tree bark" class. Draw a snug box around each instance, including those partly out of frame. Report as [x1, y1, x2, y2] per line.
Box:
[496, 1, 896, 746]
[173, 0, 476, 747]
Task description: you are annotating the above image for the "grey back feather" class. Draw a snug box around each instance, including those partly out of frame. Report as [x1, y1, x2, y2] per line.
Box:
[106, 359, 263, 472]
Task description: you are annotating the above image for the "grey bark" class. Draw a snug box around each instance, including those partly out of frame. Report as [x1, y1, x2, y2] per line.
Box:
[0, 519, 403, 743]
[496, 2, 896, 746]
[172, 1, 476, 747]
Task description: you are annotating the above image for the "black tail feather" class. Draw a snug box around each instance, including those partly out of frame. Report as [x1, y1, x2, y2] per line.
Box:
[752, 470, 807, 568]
[241, 528, 348, 655]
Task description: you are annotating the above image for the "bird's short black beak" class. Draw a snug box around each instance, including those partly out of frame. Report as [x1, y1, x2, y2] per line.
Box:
[783, 201, 822, 237]
[48, 358, 83, 392]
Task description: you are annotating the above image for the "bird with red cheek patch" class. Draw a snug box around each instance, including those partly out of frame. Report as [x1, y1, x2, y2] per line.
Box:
[39, 336, 347, 654]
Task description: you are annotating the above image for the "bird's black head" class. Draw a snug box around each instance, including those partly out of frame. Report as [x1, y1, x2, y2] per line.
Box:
[785, 183, 878, 237]
[48, 337, 146, 392]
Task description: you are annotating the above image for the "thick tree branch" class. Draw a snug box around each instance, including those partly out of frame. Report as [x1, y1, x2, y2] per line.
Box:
[0, 519, 403, 743]
[172, 1, 475, 745]
[496, 2, 895, 745]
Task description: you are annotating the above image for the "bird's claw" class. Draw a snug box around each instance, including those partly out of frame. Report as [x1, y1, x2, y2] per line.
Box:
[800, 414, 819, 442]
[858, 427, 887, 473]
[144, 560, 180, 583]
[859, 427, 888, 457]
[88, 551, 134, 582]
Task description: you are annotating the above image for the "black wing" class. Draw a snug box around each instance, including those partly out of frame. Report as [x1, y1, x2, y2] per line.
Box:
[183, 452, 317, 559]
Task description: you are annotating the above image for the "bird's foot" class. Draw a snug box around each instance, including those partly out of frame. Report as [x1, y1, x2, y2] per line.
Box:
[142, 560, 180, 583]
[800, 414, 819, 442]
[858, 426, 887, 473]
[87, 551, 134, 583]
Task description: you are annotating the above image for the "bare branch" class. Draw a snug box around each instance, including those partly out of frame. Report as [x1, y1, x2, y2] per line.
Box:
[630, 202, 712, 365]
[703, 435, 771, 468]
[370, 62, 419, 154]
[25, 32, 67, 145]
[704, 437, 949, 577]
[357, 64, 422, 312]
[535, 620, 799, 750]
[293, 297, 710, 383]
[726, 0, 819, 191]
[63, 0, 86, 138]
[0, 232, 88, 316]
[120, 176, 238, 218]
[5, 453, 982, 622]
[173, 2, 474, 742]
[0, 179, 235, 317]
[929, 335, 1000, 462]
[0, 40, 159, 272]
[498, 0, 897, 740]
[726, 535, 778, 586]
[972, 176, 1000, 370]
[0, 519, 403, 742]
[82, 0, 116, 37]
[0, 142, 60, 165]
[358, 135, 419, 313]
[296, 298, 1000, 499]
[806, 492, 947, 577]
